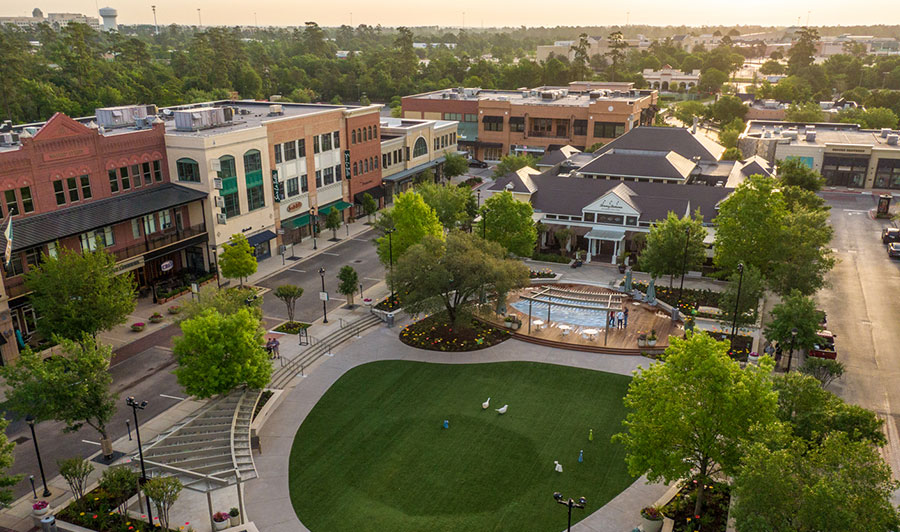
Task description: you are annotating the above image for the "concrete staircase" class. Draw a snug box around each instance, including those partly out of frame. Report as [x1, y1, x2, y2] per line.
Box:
[269, 313, 382, 389]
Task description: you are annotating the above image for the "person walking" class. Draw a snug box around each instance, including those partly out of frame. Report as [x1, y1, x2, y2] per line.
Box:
[616, 310, 624, 329]
[623, 307, 629, 328]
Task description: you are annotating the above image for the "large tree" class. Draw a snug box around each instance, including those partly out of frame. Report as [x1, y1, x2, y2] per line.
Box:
[477, 190, 537, 257]
[25, 246, 135, 340]
[764, 289, 826, 354]
[375, 190, 443, 266]
[173, 308, 271, 398]
[442, 152, 470, 180]
[787, 27, 820, 76]
[219, 234, 257, 287]
[2, 335, 118, 458]
[337, 265, 359, 306]
[0, 419, 19, 506]
[784, 101, 825, 122]
[273, 284, 303, 324]
[732, 433, 899, 532]
[767, 206, 835, 296]
[613, 332, 778, 516]
[637, 211, 707, 289]
[717, 264, 764, 329]
[417, 182, 474, 230]
[777, 158, 825, 192]
[391, 231, 529, 324]
[492, 153, 538, 178]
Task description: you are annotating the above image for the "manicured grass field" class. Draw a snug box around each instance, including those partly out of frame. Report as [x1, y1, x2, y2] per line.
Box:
[289, 360, 635, 532]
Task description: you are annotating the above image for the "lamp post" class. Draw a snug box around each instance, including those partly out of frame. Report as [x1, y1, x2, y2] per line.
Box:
[787, 327, 798, 372]
[729, 262, 744, 353]
[25, 415, 50, 497]
[553, 492, 586, 532]
[386, 228, 395, 302]
[210, 245, 221, 289]
[311, 207, 318, 250]
[319, 267, 328, 324]
[677, 226, 691, 309]
[126, 397, 153, 527]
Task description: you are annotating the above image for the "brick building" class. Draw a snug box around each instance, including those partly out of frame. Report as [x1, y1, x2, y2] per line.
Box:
[0, 110, 209, 363]
[402, 85, 657, 162]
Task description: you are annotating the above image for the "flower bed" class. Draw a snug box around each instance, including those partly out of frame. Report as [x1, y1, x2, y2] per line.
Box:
[274, 321, 311, 334]
[375, 294, 403, 312]
[529, 268, 556, 279]
[662, 480, 731, 532]
[56, 486, 180, 532]
[400, 312, 511, 352]
[631, 281, 721, 311]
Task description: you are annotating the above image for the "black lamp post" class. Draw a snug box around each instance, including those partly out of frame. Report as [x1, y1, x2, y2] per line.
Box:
[311, 206, 318, 250]
[787, 327, 799, 372]
[553, 492, 586, 532]
[677, 226, 691, 308]
[319, 267, 328, 323]
[729, 262, 745, 352]
[386, 228, 395, 302]
[126, 397, 153, 527]
[210, 246, 221, 289]
[25, 415, 50, 497]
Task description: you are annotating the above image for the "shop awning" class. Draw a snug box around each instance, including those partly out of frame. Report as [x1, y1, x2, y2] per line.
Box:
[354, 187, 385, 204]
[247, 230, 277, 247]
[382, 156, 446, 183]
[585, 228, 626, 241]
[475, 141, 503, 149]
[286, 214, 310, 229]
[318, 201, 352, 216]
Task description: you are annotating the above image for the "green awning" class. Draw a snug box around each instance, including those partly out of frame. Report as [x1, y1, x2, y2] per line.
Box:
[318, 201, 352, 215]
[287, 214, 310, 228]
[221, 176, 238, 195]
[245, 169, 263, 188]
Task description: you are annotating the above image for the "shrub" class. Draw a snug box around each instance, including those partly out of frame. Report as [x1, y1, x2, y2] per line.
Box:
[58, 457, 93, 500]
[531, 252, 571, 264]
[641, 506, 663, 520]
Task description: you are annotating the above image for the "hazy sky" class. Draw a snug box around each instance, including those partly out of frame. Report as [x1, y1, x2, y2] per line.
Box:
[3, 0, 899, 28]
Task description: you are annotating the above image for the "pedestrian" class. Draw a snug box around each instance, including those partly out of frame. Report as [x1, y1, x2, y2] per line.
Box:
[608, 312, 616, 330]
[616, 310, 624, 329]
[272, 337, 281, 359]
[623, 307, 629, 329]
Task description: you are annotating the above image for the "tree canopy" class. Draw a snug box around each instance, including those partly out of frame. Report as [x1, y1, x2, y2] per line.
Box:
[764, 290, 826, 352]
[442, 152, 469, 179]
[492, 153, 538, 178]
[337, 265, 359, 306]
[173, 308, 271, 398]
[391, 231, 528, 324]
[417, 182, 475, 230]
[219, 234, 258, 286]
[375, 190, 443, 266]
[25, 246, 135, 340]
[637, 211, 706, 288]
[477, 190, 537, 257]
[777, 158, 824, 192]
[273, 284, 303, 324]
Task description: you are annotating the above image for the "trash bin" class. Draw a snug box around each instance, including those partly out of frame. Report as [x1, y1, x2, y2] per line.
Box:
[386, 312, 395, 328]
[40, 515, 58, 532]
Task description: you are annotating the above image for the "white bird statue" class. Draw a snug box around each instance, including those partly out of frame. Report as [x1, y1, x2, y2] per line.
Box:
[554, 460, 563, 473]
[496, 404, 508, 414]
[482, 397, 491, 409]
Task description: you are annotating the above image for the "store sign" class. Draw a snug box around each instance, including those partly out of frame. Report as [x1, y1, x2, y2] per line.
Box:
[287, 201, 304, 212]
[272, 170, 282, 202]
[160, 260, 174, 272]
[344, 150, 352, 180]
[115, 256, 145, 274]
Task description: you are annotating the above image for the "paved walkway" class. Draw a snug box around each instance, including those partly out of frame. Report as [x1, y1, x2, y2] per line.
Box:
[529, 258, 728, 293]
[244, 313, 668, 532]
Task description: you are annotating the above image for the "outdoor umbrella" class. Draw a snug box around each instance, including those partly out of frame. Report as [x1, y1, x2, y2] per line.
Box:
[647, 278, 657, 305]
[624, 268, 633, 292]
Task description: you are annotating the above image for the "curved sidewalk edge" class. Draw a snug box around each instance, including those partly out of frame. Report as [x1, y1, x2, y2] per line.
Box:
[244, 323, 668, 532]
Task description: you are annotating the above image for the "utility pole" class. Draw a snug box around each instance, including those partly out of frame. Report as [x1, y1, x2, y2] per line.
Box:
[197, 8, 201, 27]
[151, 5, 158, 35]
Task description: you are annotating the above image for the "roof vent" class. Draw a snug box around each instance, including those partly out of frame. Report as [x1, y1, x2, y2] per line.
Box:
[882, 128, 892, 138]
[888, 134, 899, 146]
[806, 131, 817, 142]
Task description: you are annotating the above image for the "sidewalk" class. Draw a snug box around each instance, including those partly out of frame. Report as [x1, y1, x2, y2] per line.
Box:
[527, 259, 728, 292]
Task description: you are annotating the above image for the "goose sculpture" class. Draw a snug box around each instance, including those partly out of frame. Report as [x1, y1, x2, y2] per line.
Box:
[496, 404, 508, 415]
[482, 397, 491, 409]
[554, 460, 563, 473]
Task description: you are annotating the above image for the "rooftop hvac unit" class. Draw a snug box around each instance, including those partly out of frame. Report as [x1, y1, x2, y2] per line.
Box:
[214, 196, 225, 208]
[0, 133, 19, 147]
[888, 134, 899, 146]
[783, 131, 798, 139]
[882, 128, 893, 138]
[216, 213, 228, 225]
[210, 158, 222, 172]
[213, 177, 223, 190]
[806, 131, 817, 142]
[589, 91, 602, 100]
[174, 107, 227, 131]
[268, 104, 283, 116]
[223, 107, 234, 121]
[134, 117, 149, 129]
[95, 105, 150, 128]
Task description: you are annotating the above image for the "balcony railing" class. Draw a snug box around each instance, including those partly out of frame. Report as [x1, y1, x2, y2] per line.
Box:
[527, 131, 569, 138]
[110, 223, 208, 262]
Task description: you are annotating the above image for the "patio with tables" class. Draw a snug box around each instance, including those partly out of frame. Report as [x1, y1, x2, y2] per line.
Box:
[485, 284, 683, 354]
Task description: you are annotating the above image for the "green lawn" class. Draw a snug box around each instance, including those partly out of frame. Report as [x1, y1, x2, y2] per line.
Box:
[289, 360, 635, 532]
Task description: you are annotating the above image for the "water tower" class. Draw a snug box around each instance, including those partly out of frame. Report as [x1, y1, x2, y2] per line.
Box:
[99, 7, 117, 32]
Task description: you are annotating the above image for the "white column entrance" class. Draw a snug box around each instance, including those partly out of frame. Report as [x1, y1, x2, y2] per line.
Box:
[611, 239, 618, 264]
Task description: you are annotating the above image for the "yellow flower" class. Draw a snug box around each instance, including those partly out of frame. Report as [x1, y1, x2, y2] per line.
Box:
[80, 513, 85, 516]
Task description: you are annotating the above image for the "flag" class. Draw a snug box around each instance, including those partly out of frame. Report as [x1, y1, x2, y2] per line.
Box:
[3, 217, 12, 267]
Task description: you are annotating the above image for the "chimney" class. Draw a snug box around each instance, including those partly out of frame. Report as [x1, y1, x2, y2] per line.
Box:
[692, 116, 698, 134]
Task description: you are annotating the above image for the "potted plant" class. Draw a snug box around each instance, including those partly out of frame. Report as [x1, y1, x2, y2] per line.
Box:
[149, 312, 164, 324]
[640, 506, 664, 532]
[617, 252, 627, 274]
[32, 500, 49, 517]
[503, 316, 521, 330]
[748, 351, 760, 365]
[131, 322, 145, 332]
[648, 330, 658, 347]
[167, 305, 181, 315]
[228, 507, 240, 527]
[637, 332, 648, 347]
[213, 511, 230, 531]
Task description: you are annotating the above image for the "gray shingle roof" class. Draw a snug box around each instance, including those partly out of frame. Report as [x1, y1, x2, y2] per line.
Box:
[594, 126, 724, 162]
[577, 149, 696, 181]
[9, 184, 207, 251]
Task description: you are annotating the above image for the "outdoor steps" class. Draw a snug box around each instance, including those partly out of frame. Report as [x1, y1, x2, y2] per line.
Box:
[269, 313, 382, 389]
[510, 330, 666, 356]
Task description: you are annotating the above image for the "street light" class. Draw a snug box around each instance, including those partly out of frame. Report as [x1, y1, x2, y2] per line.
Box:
[126, 397, 153, 527]
[787, 327, 799, 372]
[210, 245, 221, 289]
[553, 492, 586, 532]
[311, 206, 318, 250]
[677, 226, 691, 309]
[729, 262, 745, 354]
[24, 415, 50, 497]
[386, 228, 395, 302]
[319, 267, 328, 323]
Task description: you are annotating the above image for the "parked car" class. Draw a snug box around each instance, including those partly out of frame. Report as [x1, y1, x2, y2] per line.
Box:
[808, 330, 837, 360]
[882, 227, 900, 244]
[468, 158, 489, 168]
[889, 242, 900, 258]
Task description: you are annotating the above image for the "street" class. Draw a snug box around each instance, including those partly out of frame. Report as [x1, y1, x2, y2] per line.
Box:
[817, 192, 900, 479]
[2, 229, 385, 499]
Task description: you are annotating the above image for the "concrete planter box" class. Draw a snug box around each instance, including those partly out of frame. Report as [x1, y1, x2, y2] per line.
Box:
[529, 273, 562, 284]
[250, 389, 283, 432]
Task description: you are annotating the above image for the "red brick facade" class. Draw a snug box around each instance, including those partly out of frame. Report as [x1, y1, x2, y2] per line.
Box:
[344, 110, 384, 216]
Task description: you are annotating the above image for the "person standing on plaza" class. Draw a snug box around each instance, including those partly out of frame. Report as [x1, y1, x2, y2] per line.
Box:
[616, 310, 624, 328]
[623, 307, 629, 328]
